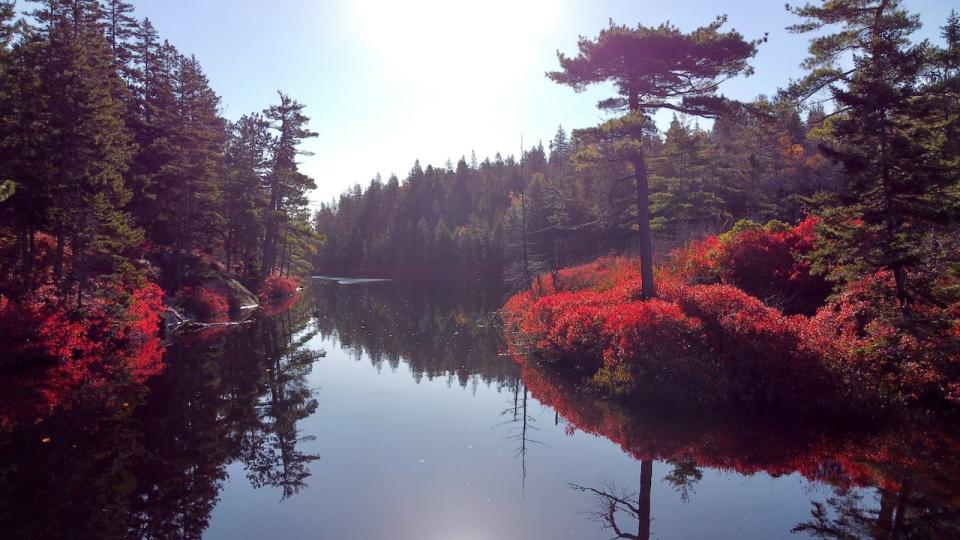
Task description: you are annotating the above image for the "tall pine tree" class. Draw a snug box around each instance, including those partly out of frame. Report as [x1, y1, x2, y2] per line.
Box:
[548, 17, 762, 298]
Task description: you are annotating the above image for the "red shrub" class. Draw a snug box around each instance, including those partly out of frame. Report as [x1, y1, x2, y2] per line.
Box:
[259, 274, 301, 301]
[509, 291, 607, 366]
[594, 299, 724, 405]
[175, 285, 229, 321]
[126, 283, 164, 338]
[598, 300, 704, 367]
[665, 217, 830, 314]
[503, 216, 960, 412]
[665, 283, 837, 408]
[810, 272, 960, 405]
[0, 280, 167, 429]
[0, 295, 43, 361]
[664, 235, 721, 283]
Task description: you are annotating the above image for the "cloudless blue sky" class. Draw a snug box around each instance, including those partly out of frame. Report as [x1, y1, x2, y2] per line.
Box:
[107, 1, 960, 204]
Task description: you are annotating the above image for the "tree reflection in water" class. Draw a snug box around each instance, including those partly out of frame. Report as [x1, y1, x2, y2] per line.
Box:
[518, 364, 960, 539]
[2, 283, 960, 539]
[310, 281, 515, 389]
[495, 379, 544, 494]
[0, 293, 323, 539]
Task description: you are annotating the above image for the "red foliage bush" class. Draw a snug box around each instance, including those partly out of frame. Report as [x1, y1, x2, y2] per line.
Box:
[0, 281, 167, 365]
[0, 281, 167, 429]
[258, 274, 301, 301]
[504, 217, 960, 412]
[125, 283, 164, 339]
[175, 285, 229, 321]
[504, 275, 840, 410]
[666, 217, 831, 314]
[665, 283, 837, 408]
[810, 272, 960, 405]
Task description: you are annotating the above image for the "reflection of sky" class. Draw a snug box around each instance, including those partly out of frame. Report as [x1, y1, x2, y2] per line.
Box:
[207, 320, 850, 539]
[118, 0, 957, 206]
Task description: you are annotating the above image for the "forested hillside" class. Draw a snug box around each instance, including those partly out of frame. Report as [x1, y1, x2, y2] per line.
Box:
[0, 0, 317, 365]
[315, 102, 839, 288]
[0, 0, 318, 297]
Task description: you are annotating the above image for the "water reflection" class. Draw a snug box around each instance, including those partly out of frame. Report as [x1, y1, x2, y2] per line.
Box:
[0, 282, 958, 539]
[572, 476, 652, 540]
[520, 364, 960, 539]
[0, 294, 321, 539]
[309, 282, 514, 388]
[497, 380, 543, 493]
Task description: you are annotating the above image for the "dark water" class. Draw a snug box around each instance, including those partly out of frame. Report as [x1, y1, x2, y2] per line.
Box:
[1, 281, 959, 539]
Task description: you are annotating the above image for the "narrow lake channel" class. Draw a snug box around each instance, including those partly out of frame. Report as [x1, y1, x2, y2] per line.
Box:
[1, 280, 957, 539]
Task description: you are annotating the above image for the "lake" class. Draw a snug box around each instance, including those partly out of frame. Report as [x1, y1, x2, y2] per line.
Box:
[1, 281, 958, 539]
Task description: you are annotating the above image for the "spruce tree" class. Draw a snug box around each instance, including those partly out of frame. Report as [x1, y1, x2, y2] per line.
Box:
[127, 20, 175, 231]
[262, 93, 317, 277]
[29, 0, 140, 304]
[224, 113, 271, 275]
[448, 158, 472, 226]
[161, 53, 227, 283]
[0, 0, 16, 199]
[1, 10, 52, 288]
[103, 0, 136, 57]
[789, 0, 958, 308]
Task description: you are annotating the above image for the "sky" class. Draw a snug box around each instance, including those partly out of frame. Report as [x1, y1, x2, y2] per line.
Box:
[119, 0, 959, 207]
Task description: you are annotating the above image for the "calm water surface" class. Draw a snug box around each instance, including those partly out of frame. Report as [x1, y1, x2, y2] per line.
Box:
[1, 281, 958, 539]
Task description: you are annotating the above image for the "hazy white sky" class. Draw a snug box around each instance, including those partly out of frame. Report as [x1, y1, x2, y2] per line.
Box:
[124, 0, 958, 206]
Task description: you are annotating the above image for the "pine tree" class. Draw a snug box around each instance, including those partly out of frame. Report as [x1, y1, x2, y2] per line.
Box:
[928, 12, 960, 192]
[103, 0, 135, 57]
[126, 20, 175, 231]
[548, 125, 571, 177]
[102, 0, 136, 83]
[0, 0, 17, 200]
[448, 157, 472, 226]
[548, 17, 762, 299]
[1, 10, 51, 288]
[649, 116, 725, 235]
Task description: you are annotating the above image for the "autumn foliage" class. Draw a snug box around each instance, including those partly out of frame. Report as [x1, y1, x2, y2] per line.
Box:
[258, 274, 301, 301]
[0, 281, 164, 365]
[174, 285, 230, 321]
[665, 217, 831, 314]
[502, 218, 960, 412]
[0, 281, 167, 430]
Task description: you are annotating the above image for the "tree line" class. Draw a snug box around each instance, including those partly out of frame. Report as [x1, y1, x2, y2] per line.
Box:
[315, 100, 840, 289]
[316, 1, 959, 310]
[0, 0, 319, 308]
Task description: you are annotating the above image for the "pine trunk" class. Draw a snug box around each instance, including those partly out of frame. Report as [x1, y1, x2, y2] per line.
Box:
[633, 154, 656, 299]
[628, 86, 655, 299]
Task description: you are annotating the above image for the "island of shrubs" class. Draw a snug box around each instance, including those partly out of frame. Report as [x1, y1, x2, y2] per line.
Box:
[502, 218, 960, 415]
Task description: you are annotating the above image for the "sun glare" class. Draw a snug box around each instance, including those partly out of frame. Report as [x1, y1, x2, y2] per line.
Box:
[352, 0, 562, 83]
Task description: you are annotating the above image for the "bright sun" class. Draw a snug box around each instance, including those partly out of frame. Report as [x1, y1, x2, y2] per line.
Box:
[351, 0, 562, 83]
